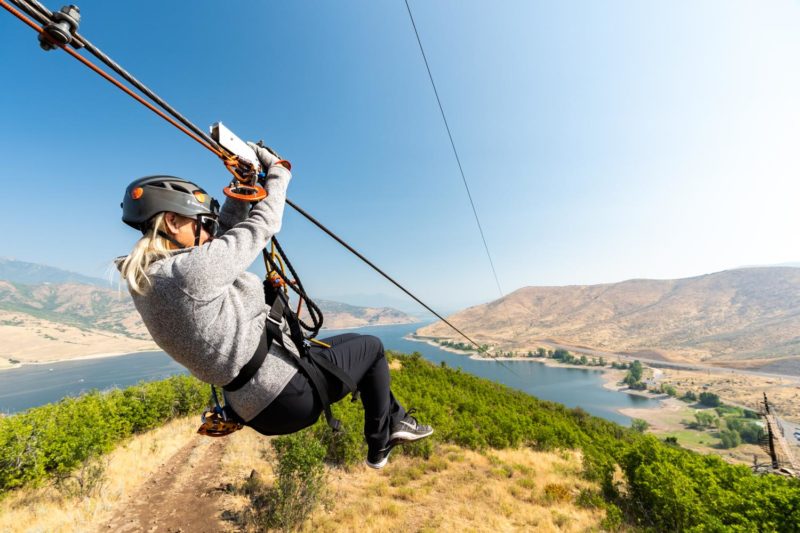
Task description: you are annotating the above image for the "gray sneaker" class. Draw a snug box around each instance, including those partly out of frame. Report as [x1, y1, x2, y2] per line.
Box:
[389, 408, 433, 443]
[366, 445, 393, 469]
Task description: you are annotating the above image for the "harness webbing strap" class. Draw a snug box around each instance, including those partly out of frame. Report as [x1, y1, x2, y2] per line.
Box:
[223, 321, 270, 392]
[307, 348, 358, 396]
[294, 350, 342, 431]
[223, 282, 357, 431]
[270, 288, 351, 430]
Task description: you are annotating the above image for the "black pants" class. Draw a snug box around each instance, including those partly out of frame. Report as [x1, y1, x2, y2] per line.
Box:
[245, 333, 406, 454]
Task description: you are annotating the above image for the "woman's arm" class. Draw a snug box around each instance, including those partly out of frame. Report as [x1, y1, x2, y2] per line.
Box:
[217, 195, 250, 235]
[163, 161, 291, 299]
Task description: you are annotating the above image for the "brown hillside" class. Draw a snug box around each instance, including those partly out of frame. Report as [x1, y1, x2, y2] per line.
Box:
[418, 267, 800, 364]
[0, 278, 416, 363]
[0, 418, 606, 532]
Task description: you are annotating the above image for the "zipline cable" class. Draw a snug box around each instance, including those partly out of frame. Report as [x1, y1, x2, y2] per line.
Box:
[404, 0, 504, 298]
[2, 0, 226, 158]
[285, 199, 486, 350]
[10, 0, 223, 152]
[1, 0, 518, 361]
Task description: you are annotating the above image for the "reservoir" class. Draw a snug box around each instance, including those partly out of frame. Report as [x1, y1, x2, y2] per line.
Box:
[0, 323, 657, 424]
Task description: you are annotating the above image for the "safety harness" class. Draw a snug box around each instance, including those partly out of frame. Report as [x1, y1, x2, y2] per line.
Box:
[197, 241, 359, 438]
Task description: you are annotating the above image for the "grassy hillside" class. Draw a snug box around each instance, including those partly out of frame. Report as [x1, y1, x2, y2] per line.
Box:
[0, 353, 798, 531]
[0, 419, 605, 532]
[419, 267, 800, 365]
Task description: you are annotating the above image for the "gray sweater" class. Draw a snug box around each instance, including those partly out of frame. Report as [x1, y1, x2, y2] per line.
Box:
[128, 165, 298, 421]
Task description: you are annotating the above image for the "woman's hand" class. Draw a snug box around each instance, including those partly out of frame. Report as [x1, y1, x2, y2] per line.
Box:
[247, 141, 282, 170]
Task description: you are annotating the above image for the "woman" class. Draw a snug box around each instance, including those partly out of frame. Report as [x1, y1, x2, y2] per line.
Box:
[118, 142, 432, 468]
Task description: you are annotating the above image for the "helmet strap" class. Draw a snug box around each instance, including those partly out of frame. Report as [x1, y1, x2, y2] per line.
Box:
[157, 230, 186, 250]
[194, 215, 202, 247]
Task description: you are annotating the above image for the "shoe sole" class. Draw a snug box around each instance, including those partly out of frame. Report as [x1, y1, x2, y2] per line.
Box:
[365, 448, 392, 470]
[365, 456, 388, 469]
[389, 427, 434, 443]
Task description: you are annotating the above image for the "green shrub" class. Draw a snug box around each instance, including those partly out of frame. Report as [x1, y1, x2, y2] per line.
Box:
[681, 390, 698, 402]
[0, 375, 207, 493]
[661, 384, 677, 397]
[242, 430, 327, 531]
[577, 488, 604, 509]
[620, 436, 800, 531]
[719, 429, 742, 449]
[699, 392, 721, 407]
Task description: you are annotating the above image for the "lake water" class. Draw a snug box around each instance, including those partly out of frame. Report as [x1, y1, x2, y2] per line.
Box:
[0, 323, 657, 424]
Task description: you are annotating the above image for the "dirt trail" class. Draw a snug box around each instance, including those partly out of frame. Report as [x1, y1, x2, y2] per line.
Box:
[101, 436, 231, 533]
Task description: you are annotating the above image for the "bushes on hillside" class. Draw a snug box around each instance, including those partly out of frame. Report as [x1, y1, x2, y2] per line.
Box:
[699, 391, 721, 407]
[0, 375, 207, 492]
[621, 436, 800, 531]
[2, 352, 799, 532]
[241, 431, 327, 531]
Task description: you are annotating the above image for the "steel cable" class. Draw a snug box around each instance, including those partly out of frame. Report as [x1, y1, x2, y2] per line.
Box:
[1, 0, 522, 366]
[403, 0, 504, 298]
[13, 0, 223, 151]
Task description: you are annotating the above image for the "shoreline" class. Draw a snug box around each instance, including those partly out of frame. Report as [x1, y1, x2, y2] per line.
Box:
[0, 347, 162, 371]
[407, 335, 618, 370]
[1, 322, 424, 372]
[0, 322, 424, 372]
[407, 334, 678, 418]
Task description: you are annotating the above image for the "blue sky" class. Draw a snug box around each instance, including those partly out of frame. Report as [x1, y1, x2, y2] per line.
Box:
[2, 1, 800, 312]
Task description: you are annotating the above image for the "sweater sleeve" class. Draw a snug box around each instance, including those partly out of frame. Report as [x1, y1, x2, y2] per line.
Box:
[217, 195, 250, 235]
[165, 165, 291, 299]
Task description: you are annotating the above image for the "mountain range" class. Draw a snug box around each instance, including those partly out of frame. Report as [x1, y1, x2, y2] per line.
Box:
[417, 267, 800, 367]
[0, 259, 415, 363]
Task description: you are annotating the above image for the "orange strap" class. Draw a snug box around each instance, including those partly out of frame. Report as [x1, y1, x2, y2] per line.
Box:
[274, 159, 292, 171]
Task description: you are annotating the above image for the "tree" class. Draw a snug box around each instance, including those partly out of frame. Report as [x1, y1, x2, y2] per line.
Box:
[623, 360, 644, 386]
[536, 347, 547, 358]
[719, 429, 741, 449]
[681, 391, 697, 403]
[579, 355, 589, 366]
[662, 385, 677, 397]
[694, 411, 716, 428]
[698, 392, 721, 407]
[631, 419, 650, 433]
[737, 421, 765, 444]
[629, 360, 643, 382]
[598, 356, 606, 366]
[553, 349, 570, 361]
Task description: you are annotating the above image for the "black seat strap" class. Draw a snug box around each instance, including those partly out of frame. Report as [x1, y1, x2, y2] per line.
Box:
[274, 290, 348, 430]
[223, 295, 285, 393]
[293, 352, 342, 431]
[307, 349, 357, 395]
[223, 325, 270, 392]
[226, 283, 358, 431]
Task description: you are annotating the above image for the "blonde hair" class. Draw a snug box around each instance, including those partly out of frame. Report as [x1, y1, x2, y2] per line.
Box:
[118, 213, 173, 295]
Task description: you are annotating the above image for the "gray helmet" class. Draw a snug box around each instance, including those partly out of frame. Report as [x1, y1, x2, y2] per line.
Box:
[121, 176, 220, 232]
